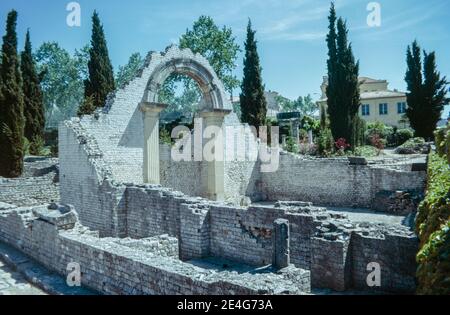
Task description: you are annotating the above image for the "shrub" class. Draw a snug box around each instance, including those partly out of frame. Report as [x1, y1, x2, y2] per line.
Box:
[316, 128, 334, 157]
[284, 136, 299, 153]
[22, 137, 30, 156]
[366, 121, 394, 146]
[159, 128, 172, 145]
[351, 116, 366, 147]
[353, 145, 379, 157]
[416, 221, 450, 295]
[299, 128, 308, 141]
[434, 127, 446, 157]
[335, 138, 350, 155]
[395, 128, 414, 146]
[29, 135, 45, 156]
[415, 153, 450, 294]
[298, 142, 317, 155]
[370, 134, 385, 154]
[301, 115, 320, 136]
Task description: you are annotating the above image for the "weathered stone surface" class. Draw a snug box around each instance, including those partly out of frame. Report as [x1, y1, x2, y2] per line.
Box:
[273, 219, 290, 269]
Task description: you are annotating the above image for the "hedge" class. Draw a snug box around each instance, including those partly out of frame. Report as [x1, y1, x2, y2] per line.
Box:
[415, 152, 450, 294]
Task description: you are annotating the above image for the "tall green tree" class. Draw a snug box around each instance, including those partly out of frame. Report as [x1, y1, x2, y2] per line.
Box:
[405, 41, 424, 137]
[35, 42, 88, 128]
[325, 3, 360, 145]
[79, 11, 115, 115]
[240, 19, 267, 133]
[179, 15, 240, 94]
[405, 40, 448, 139]
[21, 30, 44, 154]
[0, 10, 24, 177]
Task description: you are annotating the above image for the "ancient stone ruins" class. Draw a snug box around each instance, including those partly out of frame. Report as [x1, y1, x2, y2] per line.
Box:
[0, 46, 427, 294]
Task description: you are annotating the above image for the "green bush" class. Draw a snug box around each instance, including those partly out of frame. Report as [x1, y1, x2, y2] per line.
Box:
[415, 153, 450, 294]
[365, 121, 394, 146]
[284, 136, 299, 154]
[352, 145, 379, 157]
[351, 116, 366, 147]
[434, 128, 447, 157]
[301, 115, 320, 136]
[159, 128, 172, 145]
[395, 128, 414, 146]
[316, 128, 334, 157]
[416, 221, 450, 295]
[29, 135, 45, 156]
[447, 128, 450, 165]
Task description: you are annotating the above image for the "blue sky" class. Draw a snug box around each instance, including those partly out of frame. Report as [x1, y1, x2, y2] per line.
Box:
[0, 0, 449, 108]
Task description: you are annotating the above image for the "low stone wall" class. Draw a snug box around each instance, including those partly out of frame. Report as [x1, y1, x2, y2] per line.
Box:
[0, 203, 310, 295]
[0, 157, 59, 206]
[260, 153, 426, 208]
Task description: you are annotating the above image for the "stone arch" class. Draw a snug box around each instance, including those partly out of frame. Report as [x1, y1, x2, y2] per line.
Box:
[139, 46, 232, 201]
[142, 45, 230, 111]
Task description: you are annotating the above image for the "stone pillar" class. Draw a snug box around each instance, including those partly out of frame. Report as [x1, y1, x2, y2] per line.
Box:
[199, 108, 231, 201]
[292, 119, 300, 145]
[273, 218, 290, 269]
[140, 102, 167, 184]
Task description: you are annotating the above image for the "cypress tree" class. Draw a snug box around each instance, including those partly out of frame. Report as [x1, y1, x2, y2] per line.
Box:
[422, 51, 448, 139]
[240, 19, 267, 134]
[405, 41, 424, 138]
[406, 41, 448, 139]
[0, 10, 24, 177]
[326, 3, 360, 146]
[21, 30, 45, 154]
[325, 3, 340, 138]
[79, 11, 115, 116]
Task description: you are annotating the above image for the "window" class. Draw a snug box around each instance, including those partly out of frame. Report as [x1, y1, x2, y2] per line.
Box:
[379, 103, 388, 115]
[361, 104, 370, 116]
[397, 102, 407, 114]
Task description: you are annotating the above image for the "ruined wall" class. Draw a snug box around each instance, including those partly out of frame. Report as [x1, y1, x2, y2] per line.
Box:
[260, 153, 426, 208]
[0, 204, 310, 295]
[0, 157, 59, 206]
[351, 233, 418, 293]
[59, 120, 126, 237]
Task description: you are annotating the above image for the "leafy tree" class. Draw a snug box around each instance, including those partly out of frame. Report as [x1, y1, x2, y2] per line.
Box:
[80, 11, 115, 115]
[0, 10, 24, 177]
[115, 52, 144, 88]
[159, 16, 240, 120]
[35, 42, 87, 128]
[21, 30, 45, 154]
[179, 15, 240, 94]
[277, 94, 318, 116]
[325, 3, 360, 146]
[240, 19, 267, 133]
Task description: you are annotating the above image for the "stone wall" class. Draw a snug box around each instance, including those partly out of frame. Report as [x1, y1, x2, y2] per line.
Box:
[0, 157, 59, 206]
[260, 153, 426, 208]
[59, 120, 126, 237]
[0, 203, 310, 295]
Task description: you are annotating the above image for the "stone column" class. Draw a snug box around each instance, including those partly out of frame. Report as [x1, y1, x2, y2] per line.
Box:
[140, 102, 167, 184]
[273, 218, 290, 269]
[292, 119, 300, 145]
[199, 108, 231, 201]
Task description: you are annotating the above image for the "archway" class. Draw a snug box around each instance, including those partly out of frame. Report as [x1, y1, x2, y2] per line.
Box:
[139, 46, 231, 201]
